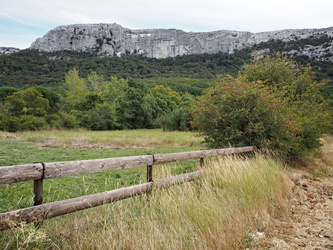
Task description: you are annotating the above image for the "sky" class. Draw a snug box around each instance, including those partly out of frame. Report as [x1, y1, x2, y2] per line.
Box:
[1, 0, 332, 49]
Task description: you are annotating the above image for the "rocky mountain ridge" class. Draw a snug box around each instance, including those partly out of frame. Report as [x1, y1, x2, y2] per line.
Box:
[29, 23, 333, 60]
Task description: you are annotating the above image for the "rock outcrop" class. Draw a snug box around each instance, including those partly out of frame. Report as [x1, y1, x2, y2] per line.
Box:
[0, 47, 20, 55]
[30, 23, 333, 59]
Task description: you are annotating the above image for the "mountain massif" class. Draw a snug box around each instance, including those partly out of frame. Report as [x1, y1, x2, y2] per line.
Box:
[28, 23, 333, 60]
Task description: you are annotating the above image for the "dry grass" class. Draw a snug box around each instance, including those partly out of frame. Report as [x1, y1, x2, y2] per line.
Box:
[1, 153, 291, 249]
[298, 135, 333, 177]
[1, 129, 203, 149]
[320, 135, 333, 167]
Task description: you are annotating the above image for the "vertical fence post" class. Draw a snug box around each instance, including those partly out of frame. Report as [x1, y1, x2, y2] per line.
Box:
[200, 157, 204, 168]
[200, 149, 205, 168]
[147, 154, 155, 183]
[34, 162, 45, 228]
[147, 165, 153, 182]
[34, 179, 43, 206]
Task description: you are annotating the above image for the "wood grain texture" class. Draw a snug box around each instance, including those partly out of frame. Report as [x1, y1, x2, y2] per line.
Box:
[43, 155, 154, 179]
[0, 163, 43, 184]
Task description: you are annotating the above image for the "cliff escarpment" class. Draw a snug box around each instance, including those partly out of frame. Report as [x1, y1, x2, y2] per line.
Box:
[30, 23, 333, 60]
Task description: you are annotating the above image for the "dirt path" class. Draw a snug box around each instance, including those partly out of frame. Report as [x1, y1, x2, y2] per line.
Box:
[257, 168, 333, 249]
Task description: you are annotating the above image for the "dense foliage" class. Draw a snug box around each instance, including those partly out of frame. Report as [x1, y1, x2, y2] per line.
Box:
[192, 56, 332, 157]
[0, 69, 197, 132]
[0, 49, 251, 89]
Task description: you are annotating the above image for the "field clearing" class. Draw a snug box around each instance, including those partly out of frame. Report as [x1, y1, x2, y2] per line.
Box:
[0, 129, 204, 213]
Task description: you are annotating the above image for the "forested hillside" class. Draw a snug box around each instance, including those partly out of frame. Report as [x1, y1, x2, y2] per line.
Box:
[0, 48, 251, 89]
[1, 38, 332, 97]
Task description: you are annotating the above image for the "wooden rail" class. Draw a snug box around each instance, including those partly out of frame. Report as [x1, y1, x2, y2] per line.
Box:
[0, 146, 254, 230]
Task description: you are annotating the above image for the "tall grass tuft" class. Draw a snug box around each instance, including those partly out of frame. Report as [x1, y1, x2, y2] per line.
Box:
[320, 135, 333, 167]
[1, 153, 291, 249]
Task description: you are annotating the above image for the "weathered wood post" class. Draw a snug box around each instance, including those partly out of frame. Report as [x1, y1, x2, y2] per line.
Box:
[200, 157, 204, 168]
[33, 162, 45, 228]
[200, 149, 205, 168]
[147, 165, 153, 182]
[147, 154, 154, 182]
[33, 179, 43, 206]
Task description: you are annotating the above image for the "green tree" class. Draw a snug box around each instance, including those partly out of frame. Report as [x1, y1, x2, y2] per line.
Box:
[86, 71, 107, 96]
[104, 76, 128, 104]
[34, 86, 61, 113]
[143, 85, 182, 128]
[63, 68, 87, 109]
[78, 103, 118, 130]
[156, 93, 196, 131]
[6, 88, 50, 116]
[0, 86, 18, 102]
[116, 87, 146, 129]
[75, 93, 104, 111]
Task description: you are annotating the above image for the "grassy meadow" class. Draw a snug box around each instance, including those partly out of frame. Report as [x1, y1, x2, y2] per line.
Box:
[0, 129, 203, 212]
[0, 130, 331, 249]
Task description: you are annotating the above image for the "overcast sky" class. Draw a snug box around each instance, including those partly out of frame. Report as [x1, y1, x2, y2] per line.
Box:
[1, 0, 332, 49]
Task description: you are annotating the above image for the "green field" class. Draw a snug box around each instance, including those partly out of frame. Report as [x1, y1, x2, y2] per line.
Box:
[0, 129, 204, 213]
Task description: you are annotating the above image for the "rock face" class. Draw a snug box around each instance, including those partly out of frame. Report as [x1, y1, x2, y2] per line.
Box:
[0, 47, 20, 55]
[30, 23, 333, 59]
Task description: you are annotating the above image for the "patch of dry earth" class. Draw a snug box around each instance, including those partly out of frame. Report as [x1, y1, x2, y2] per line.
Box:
[257, 169, 333, 249]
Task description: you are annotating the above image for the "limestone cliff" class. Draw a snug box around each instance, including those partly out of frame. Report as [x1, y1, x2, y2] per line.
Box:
[30, 23, 333, 59]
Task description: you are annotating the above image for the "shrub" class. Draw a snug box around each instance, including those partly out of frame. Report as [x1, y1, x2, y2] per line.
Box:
[58, 111, 78, 129]
[77, 104, 118, 130]
[192, 76, 302, 155]
[155, 107, 193, 131]
[192, 56, 332, 157]
[0, 114, 20, 132]
[19, 115, 47, 131]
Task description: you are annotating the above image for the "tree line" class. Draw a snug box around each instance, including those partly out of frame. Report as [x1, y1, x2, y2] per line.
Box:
[0, 69, 197, 132]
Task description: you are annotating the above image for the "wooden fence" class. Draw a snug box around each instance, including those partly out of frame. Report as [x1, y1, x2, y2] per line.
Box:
[0, 146, 254, 230]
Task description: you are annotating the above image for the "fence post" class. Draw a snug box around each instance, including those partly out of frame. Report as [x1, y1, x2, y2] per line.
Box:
[147, 154, 154, 182]
[34, 179, 43, 206]
[200, 149, 205, 168]
[34, 162, 45, 228]
[147, 165, 153, 182]
[200, 158, 204, 168]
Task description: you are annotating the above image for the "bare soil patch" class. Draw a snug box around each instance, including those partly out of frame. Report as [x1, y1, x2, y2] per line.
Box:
[256, 167, 333, 249]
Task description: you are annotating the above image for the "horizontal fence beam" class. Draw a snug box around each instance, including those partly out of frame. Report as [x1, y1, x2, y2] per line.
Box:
[153, 146, 254, 164]
[0, 163, 43, 185]
[0, 171, 201, 231]
[0, 146, 254, 185]
[43, 155, 154, 179]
